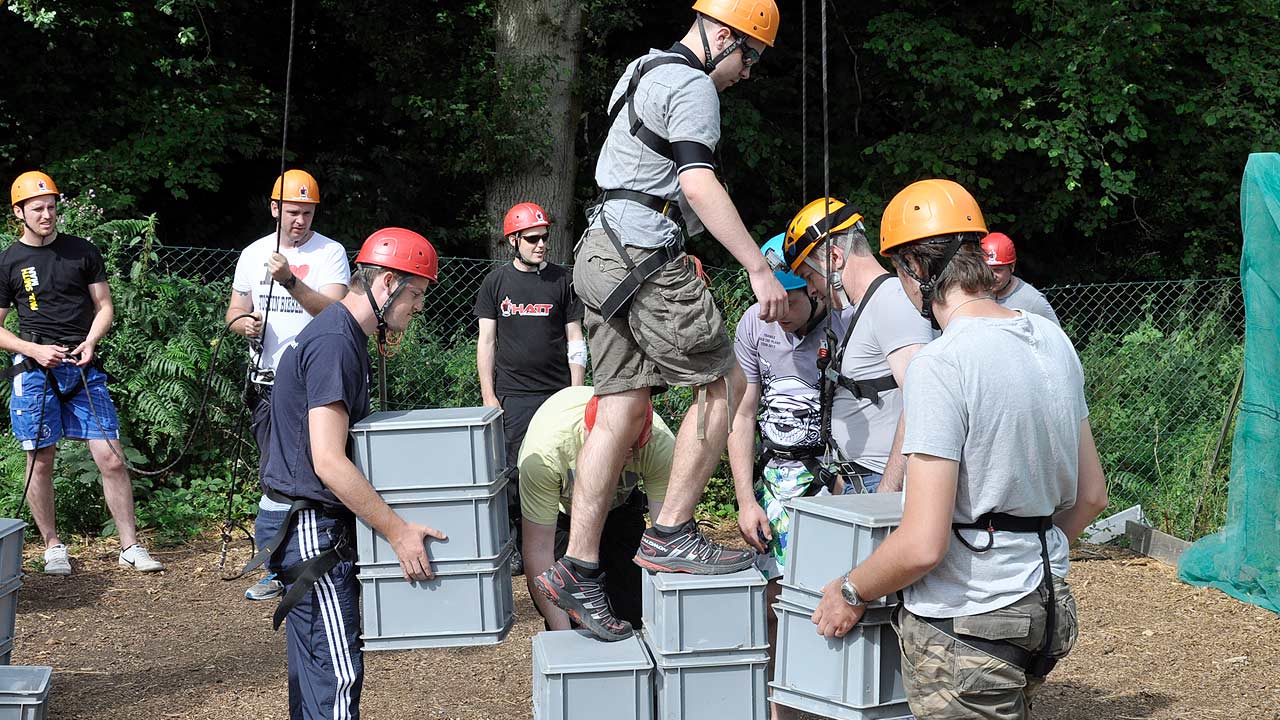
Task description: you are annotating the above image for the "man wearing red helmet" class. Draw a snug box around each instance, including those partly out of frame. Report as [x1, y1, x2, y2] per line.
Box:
[518, 386, 675, 631]
[247, 228, 445, 720]
[982, 232, 1060, 325]
[475, 202, 585, 573]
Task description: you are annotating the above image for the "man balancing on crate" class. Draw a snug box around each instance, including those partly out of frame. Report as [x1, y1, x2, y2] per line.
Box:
[238, 228, 444, 720]
[519, 386, 675, 632]
[534, 0, 788, 643]
[808, 179, 1109, 720]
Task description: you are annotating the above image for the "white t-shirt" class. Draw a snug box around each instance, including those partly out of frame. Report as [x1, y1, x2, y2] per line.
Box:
[231, 231, 350, 383]
[830, 277, 935, 473]
[901, 311, 1087, 618]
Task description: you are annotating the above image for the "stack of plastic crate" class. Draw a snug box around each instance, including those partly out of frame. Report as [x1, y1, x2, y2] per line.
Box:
[639, 568, 771, 720]
[770, 493, 912, 720]
[532, 630, 654, 720]
[0, 520, 25, 665]
[349, 407, 515, 649]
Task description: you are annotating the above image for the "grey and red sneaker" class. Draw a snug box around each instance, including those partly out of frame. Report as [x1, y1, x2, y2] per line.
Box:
[533, 559, 633, 642]
[633, 520, 756, 574]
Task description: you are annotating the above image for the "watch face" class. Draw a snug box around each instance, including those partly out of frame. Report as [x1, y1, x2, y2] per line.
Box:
[841, 580, 859, 606]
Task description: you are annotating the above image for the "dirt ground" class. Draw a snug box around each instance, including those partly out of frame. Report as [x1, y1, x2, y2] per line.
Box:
[11, 531, 1280, 720]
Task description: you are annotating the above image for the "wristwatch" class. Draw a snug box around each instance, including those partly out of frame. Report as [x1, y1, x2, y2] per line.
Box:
[281, 275, 298, 290]
[840, 577, 866, 607]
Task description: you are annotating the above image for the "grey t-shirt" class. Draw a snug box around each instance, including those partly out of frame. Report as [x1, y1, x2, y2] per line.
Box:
[735, 303, 850, 458]
[590, 48, 720, 248]
[830, 277, 935, 473]
[997, 277, 1060, 325]
[901, 311, 1087, 618]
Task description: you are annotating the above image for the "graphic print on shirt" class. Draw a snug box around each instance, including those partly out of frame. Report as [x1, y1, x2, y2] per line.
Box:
[20, 267, 39, 310]
[758, 358, 822, 448]
[499, 296, 554, 318]
[258, 265, 306, 315]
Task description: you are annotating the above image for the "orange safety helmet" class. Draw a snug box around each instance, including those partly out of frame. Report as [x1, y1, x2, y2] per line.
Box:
[271, 169, 320, 205]
[981, 232, 1016, 266]
[692, 0, 779, 47]
[783, 197, 864, 272]
[879, 179, 987, 256]
[503, 202, 551, 236]
[584, 395, 654, 449]
[11, 171, 59, 207]
[355, 227, 439, 282]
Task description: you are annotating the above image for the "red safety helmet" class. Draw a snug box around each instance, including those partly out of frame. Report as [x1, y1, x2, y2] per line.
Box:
[503, 202, 551, 237]
[981, 232, 1016, 266]
[584, 395, 654, 449]
[355, 227, 439, 281]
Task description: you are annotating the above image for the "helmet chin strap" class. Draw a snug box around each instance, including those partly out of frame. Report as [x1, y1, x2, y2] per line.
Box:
[17, 207, 53, 243]
[896, 236, 967, 331]
[512, 238, 546, 273]
[696, 15, 744, 73]
[366, 274, 409, 351]
[798, 294, 826, 337]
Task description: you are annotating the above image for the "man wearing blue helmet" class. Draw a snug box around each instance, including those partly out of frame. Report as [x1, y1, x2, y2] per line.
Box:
[728, 236, 848, 718]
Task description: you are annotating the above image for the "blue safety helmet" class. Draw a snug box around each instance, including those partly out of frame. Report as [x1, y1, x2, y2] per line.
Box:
[762, 234, 808, 291]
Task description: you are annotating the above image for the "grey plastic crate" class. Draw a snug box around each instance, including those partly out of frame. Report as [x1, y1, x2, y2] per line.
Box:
[359, 544, 515, 650]
[0, 521, 24, 586]
[533, 630, 654, 720]
[0, 666, 50, 720]
[641, 568, 768, 654]
[768, 684, 911, 720]
[0, 576, 21, 646]
[771, 598, 905, 710]
[646, 634, 769, 720]
[0, 638, 11, 666]
[781, 494, 901, 608]
[350, 407, 505, 494]
[355, 477, 510, 568]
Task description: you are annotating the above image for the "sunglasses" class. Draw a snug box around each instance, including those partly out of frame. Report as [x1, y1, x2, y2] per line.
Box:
[521, 233, 550, 245]
[736, 35, 762, 67]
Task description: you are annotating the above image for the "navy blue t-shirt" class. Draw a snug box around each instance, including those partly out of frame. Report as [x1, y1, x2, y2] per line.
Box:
[261, 302, 371, 507]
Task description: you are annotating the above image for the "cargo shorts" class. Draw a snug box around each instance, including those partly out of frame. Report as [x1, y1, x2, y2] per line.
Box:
[573, 229, 735, 395]
[894, 575, 1079, 720]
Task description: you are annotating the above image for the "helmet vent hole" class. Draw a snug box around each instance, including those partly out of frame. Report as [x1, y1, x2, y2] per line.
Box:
[913, 205, 921, 211]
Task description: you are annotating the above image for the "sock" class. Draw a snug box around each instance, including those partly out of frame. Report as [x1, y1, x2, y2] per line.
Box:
[564, 556, 602, 578]
[651, 519, 692, 537]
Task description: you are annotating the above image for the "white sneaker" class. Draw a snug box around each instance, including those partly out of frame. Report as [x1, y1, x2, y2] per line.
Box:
[43, 544, 72, 576]
[119, 544, 165, 573]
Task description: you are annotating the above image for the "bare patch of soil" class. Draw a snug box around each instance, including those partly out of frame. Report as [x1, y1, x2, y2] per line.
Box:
[13, 535, 1278, 719]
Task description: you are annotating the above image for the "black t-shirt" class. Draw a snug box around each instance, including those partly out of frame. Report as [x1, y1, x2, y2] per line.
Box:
[262, 302, 371, 508]
[473, 262, 584, 396]
[0, 234, 107, 340]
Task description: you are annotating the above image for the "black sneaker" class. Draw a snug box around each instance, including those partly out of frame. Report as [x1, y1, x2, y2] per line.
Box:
[533, 559, 633, 642]
[633, 520, 756, 574]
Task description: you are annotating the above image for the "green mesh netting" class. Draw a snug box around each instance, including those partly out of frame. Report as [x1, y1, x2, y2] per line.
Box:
[1177, 153, 1280, 613]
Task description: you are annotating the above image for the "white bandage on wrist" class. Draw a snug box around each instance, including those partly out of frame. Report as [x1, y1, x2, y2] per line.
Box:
[567, 339, 588, 367]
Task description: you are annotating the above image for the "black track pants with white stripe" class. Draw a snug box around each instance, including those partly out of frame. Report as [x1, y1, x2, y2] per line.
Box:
[256, 505, 363, 720]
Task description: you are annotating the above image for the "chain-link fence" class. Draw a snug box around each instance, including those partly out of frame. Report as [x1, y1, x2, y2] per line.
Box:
[159, 246, 1244, 536]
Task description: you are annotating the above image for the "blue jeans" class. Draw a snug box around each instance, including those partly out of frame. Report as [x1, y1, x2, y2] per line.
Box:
[9, 363, 119, 450]
[841, 470, 884, 494]
[256, 505, 363, 720]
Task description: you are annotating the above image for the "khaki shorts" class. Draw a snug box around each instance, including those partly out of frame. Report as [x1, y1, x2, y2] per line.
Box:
[895, 576, 1079, 720]
[573, 229, 734, 395]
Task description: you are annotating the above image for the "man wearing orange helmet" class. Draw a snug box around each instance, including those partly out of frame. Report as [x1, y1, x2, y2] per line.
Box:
[518, 386, 674, 632]
[246, 227, 444, 720]
[981, 232, 1060, 325]
[781, 197, 935, 495]
[475, 202, 585, 573]
[226, 170, 350, 601]
[538, 0, 787, 643]
[808, 180, 1108, 720]
[1, 171, 163, 576]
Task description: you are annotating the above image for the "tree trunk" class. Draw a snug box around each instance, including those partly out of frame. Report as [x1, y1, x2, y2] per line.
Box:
[486, 0, 583, 265]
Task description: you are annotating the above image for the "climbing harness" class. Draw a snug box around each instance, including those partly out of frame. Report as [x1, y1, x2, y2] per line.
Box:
[915, 513, 1060, 676]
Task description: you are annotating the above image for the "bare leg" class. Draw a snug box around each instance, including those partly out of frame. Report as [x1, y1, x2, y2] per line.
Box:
[87, 439, 139, 549]
[654, 365, 746, 528]
[23, 446, 61, 548]
[565, 389, 649, 564]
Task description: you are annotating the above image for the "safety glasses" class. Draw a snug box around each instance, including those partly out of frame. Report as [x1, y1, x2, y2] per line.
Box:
[736, 34, 762, 67]
[520, 233, 550, 245]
